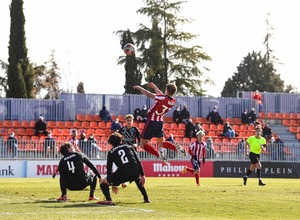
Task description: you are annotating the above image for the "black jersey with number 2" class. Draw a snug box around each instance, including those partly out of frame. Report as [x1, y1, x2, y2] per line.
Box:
[106, 144, 144, 176]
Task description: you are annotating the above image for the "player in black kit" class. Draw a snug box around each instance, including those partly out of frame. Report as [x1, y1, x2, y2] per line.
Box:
[119, 114, 141, 188]
[97, 132, 150, 205]
[56, 142, 102, 202]
[119, 114, 141, 148]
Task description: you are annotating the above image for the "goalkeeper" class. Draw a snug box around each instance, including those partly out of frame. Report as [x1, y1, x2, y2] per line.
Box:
[182, 130, 206, 186]
[55, 142, 102, 202]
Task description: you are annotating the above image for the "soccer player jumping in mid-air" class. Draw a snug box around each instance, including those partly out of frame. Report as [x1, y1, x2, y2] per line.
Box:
[133, 82, 187, 163]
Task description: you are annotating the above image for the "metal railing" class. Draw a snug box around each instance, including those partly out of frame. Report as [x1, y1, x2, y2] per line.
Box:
[1, 140, 299, 163]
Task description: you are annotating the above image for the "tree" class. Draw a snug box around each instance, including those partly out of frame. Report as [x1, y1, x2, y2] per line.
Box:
[119, 0, 211, 96]
[7, 0, 33, 98]
[117, 30, 142, 94]
[221, 51, 285, 97]
[42, 51, 61, 99]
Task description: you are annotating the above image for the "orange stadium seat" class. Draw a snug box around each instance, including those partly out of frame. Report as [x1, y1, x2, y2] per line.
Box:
[82, 121, 90, 128]
[90, 121, 98, 129]
[275, 112, 284, 119]
[73, 121, 82, 129]
[65, 121, 73, 128]
[47, 121, 56, 129]
[85, 114, 94, 122]
[76, 114, 85, 121]
[12, 121, 22, 128]
[4, 120, 13, 128]
[17, 128, 26, 136]
[56, 121, 65, 128]
[93, 115, 101, 122]
[267, 112, 276, 119]
[21, 121, 30, 128]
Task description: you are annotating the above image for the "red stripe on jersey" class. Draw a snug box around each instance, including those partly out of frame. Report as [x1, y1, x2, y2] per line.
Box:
[147, 95, 176, 121]
[189, 141, 207, 159]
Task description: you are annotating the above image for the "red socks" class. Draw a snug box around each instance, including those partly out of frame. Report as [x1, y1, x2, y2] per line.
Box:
[162, 141, 177, 151]
[143, 144, 159, 157]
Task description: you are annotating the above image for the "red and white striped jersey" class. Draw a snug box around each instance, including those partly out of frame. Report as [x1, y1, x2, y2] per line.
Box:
[147, 94, 176, 121]
[189, 140, 207, 159]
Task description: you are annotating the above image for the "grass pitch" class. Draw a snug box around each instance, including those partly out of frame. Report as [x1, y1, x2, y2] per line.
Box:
[0, 177, 299, 220]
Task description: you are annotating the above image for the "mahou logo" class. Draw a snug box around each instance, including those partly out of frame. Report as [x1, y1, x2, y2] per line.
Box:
[153, 163, 185, 177]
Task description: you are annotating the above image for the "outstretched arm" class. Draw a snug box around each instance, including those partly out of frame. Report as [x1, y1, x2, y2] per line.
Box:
[147, 82, 163, 95]
[133, 85, 156, 99]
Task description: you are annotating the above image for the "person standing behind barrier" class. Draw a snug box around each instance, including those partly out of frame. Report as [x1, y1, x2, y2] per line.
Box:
[206, 106, 223, 125]
[34, 116, 48, 136]
[68, 129, 81, 152]
[243, 125, 267, 186]
[180, 104, 190, 124]
[182, 130, 206, 186]
[206, 136, 215, 159]
[7, 132, 18, 158]
[133, 82, 186, 164]
[44, 131, 56, 158]
[87, 134, 101, 159]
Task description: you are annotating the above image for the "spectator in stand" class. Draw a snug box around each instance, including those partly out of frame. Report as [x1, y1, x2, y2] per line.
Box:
[253, 90, 263, 113]
[87, 134, 101, 159]
[44, 131, 57, 157]
[241, 108, 250, 125]
[180, 104, 190, 124]
[133, 105, 148, 122]
[34, 116, 48, 136]
[206, 106, 223, 125]
[194, 122, 205, 136]
[185, 118, 195, 139]
[110, 118, 122, 132]
[262, 123, 272, 141]
[248, 108, 257, 124]
[133, 107, 141, 122]
[172, 106, 182, 124]
[182, 130, 206, 186]
[99, 105, 112, 123]
[7, 132, 18, 158]
[222, 122, 235, 138]
[139, 105, 148, 122]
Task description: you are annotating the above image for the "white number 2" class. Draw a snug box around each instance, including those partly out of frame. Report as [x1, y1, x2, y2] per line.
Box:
[67, 161, 75, 173]
[118, 149, 129, 164]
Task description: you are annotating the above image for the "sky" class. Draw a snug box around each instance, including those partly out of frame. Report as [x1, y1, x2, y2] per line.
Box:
[0, 0, 299, 97]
